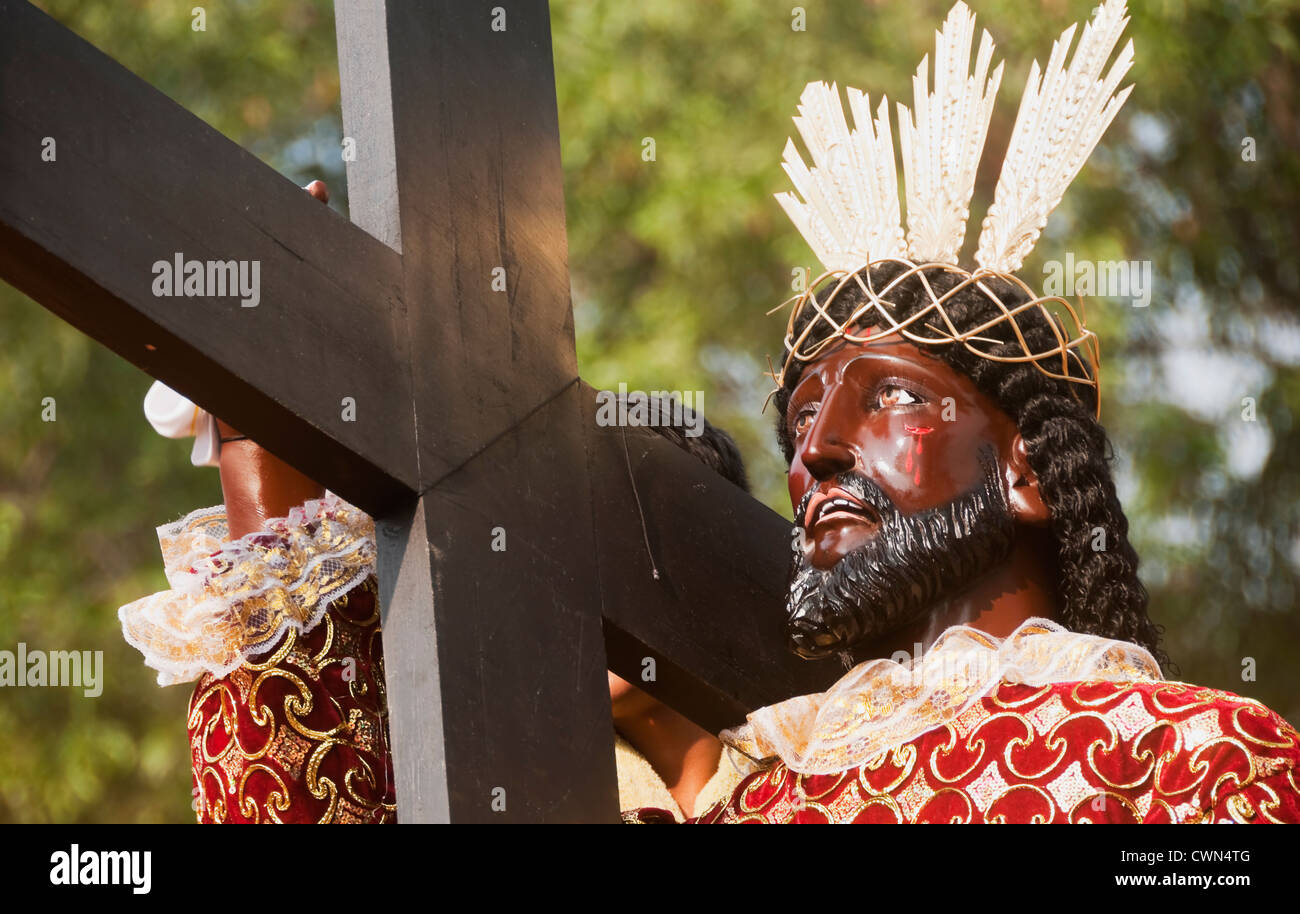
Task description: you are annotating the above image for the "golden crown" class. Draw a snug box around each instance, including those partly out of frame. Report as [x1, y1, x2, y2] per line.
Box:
[770, 0, 1134, 416]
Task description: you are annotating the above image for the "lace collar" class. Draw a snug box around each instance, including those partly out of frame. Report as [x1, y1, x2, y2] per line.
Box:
[721, 618, 1163, 775]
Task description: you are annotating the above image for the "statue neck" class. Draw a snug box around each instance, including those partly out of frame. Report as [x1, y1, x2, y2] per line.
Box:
[855, 528, 1062, 663]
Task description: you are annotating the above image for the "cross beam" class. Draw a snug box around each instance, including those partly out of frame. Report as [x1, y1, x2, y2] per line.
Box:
[0, 0, 840, 822]
[0, 0, 414, 509]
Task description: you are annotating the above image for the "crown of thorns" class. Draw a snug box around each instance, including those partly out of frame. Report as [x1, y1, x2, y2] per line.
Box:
[767, 0, 1132, 421]
[769, 258, 1101, 417]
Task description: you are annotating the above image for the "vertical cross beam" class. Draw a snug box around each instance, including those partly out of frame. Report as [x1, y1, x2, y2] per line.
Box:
[336, 1, 618, 822]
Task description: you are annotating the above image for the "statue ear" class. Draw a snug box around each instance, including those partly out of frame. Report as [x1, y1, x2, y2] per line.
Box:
[1004, 434, 1049, 525]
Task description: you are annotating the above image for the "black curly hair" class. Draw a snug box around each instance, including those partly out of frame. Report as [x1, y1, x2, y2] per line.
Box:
[772, 261, 1170, 672]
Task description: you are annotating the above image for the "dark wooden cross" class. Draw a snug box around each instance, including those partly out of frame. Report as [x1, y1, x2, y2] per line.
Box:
[0, 0, 837, 821]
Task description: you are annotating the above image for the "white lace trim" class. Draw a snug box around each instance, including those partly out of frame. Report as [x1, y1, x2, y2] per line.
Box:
[721, 617, 1163, 775]
[118, 492, 377, 686]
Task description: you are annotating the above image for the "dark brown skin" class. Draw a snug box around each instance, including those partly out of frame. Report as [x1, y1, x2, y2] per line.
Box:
[215, 181, 329, 539]
[784, 326, 1061, 661]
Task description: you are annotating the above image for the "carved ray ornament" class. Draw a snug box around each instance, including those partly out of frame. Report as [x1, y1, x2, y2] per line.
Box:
[771, 0, 1135, 412]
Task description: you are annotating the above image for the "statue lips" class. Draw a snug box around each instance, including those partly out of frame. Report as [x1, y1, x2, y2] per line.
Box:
[804, 485, 881, 569]
[804, 485, 877, 527]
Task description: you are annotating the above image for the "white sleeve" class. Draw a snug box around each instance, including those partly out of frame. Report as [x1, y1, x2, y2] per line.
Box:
[143, 380, 221, 467]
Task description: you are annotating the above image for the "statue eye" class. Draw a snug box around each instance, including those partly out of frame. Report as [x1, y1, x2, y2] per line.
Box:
[877, 385, 922, 408]
[792, 406, 818, 438]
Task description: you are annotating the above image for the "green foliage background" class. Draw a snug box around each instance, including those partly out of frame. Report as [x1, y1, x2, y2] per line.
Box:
[2, 0, 1297, 822]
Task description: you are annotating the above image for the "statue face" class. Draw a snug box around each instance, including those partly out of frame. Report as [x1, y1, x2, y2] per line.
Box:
[782, 329, 1026, 658]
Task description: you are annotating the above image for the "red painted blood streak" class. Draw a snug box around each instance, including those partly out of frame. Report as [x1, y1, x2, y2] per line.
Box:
[903, 425, 934, 485]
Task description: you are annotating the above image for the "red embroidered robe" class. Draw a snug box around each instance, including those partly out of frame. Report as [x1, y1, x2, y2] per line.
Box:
[687, 679, 1300, 824]
[186, 573, 395, 823]
[120, 495, 396, 823]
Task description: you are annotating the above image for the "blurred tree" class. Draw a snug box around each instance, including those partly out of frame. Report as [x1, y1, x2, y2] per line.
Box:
[1, 0, 346, 823]
[1, 0, 1296, 822]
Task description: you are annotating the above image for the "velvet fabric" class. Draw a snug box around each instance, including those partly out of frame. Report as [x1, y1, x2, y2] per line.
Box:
[187, 574, 396, 824]
[624, 680, 1300, 824]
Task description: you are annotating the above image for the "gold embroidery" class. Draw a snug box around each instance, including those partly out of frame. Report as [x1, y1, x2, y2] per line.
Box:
[1225, 792, 1256, 823]
[723, 619, 1162, 775]
[929, 787, 975, 823]
[1004, 718, 1070, 780]
[189, 577, 396, 824]
[1025, 693, 1071, 735]
[705, 678, 1300, 824]
[825, 779, 865, 822]
[121, 495, 377, 686]
[984, 783, 1054, 823]
[928, 725, 988, 785]
[894, 767, 935, 820]
[1043, 760, 1093, 811]
[965, 759, 1012, 810]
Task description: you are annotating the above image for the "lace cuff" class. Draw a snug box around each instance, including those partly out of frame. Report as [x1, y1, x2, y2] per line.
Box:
[119, 492, 377, 686]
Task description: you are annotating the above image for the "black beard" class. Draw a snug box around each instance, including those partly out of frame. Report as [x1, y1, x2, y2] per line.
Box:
[785, 446, 1015, 659]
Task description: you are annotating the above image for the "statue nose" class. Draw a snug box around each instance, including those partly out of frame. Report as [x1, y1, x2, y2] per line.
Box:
[800, 415, 857, 481]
